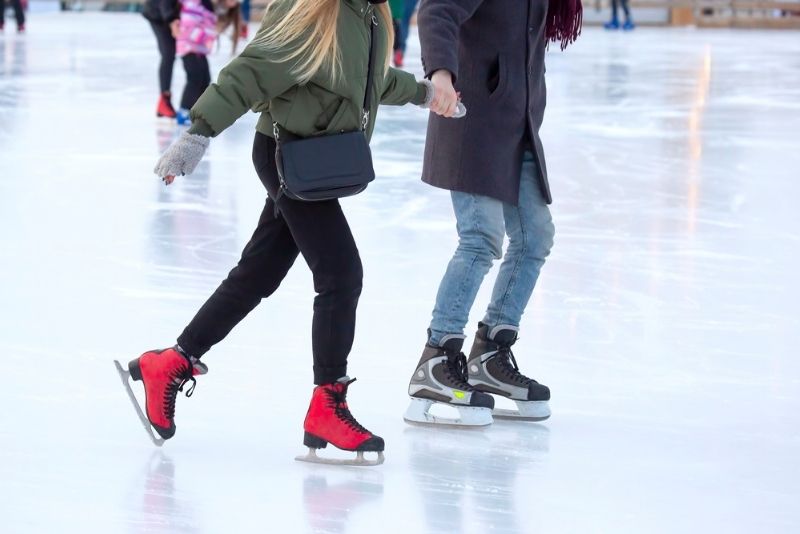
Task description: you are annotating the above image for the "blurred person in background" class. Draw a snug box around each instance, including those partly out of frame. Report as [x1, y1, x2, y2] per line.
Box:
[239, 0, 251, 38]
[394, 0, 419, 67]
[142, 0, 181, 119]
[215, 0, 243, 52]
[390, 0, 404, 66]
[604, 0, 634, 30]
[0, 0, 26, 33]
[175, 0, 242, 125]
[174, 0, 217, 125]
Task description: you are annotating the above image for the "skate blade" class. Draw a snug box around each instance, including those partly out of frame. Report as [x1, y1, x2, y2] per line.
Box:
[403, 398, 493, 428]
[295, 448, 385, 467]
[113, 360, 165, 447]
[493, 401, 551, 422]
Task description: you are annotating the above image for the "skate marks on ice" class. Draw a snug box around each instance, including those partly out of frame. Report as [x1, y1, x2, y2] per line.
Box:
[126, 451, 201, 534]
[403, 398, 493, 428]
[404, 423, 550, 534]
[302, 470, 384, 533]
[114, 360, 165, 447]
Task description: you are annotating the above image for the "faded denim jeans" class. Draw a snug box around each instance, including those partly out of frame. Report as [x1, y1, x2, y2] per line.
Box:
[429, 152, 555, 345]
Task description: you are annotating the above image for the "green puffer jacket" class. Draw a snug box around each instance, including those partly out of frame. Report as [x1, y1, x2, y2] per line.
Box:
[189, 0, 426, 140]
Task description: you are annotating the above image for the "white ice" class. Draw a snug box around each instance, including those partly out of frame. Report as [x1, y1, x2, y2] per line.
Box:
[1, 11, 799, 534]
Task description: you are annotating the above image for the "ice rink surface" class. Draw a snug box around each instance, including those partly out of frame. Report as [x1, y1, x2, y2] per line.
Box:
[1, 11, 799, 534]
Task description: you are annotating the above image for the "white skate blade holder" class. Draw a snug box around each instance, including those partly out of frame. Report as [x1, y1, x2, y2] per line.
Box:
[403, 397, 493, 428]
[295, 448, 385, 467]
[113, 360, 165, 447]
[493, 400, 551, 422]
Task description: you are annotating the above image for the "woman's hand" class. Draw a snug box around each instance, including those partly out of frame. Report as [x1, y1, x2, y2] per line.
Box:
[154, 132, 210, 183]
[429, 69, 459, 118]
[170, 19, 181, 38]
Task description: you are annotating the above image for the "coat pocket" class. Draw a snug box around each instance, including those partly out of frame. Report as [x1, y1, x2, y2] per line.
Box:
[488, 54, 509, 101]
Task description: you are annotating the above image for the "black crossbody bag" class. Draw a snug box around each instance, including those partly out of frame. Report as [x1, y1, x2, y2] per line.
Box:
[273, 15, 378, 204]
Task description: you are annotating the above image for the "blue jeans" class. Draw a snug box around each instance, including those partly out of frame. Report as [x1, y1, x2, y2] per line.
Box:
[429, 152, 555, 345]
[399, 0, 420, 53]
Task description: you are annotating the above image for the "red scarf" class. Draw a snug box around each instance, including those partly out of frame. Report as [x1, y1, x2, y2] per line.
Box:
[546, 0, 583, 50]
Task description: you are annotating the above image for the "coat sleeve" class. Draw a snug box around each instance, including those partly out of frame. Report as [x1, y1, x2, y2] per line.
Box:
[417, 0, 486, 83]
[189, 43, 298, 137]
[380, 68, 427, 106]
[189, 1, 299, 136]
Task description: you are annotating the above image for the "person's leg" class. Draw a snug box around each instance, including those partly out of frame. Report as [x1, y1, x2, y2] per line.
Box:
[11, 0, 24, 27]
[399, 0, 419, 53]
[621, 0, 635, 28]
[428, 193, 506, 345]
[610, 0, 620, 22]
[249, 135, 363, 385]
[277, 192, 363, 385]
[0, 0, 6, 27]
[621, 0, 631, 19]
[149, 21, 176, 94]
[180, 53, 210, 110]
[176, 134, 301, 357]
[482, 152, 554, 330]
[464, 152, 554, 421]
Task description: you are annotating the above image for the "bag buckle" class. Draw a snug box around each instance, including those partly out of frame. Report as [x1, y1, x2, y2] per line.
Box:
[273, 122, 280, 141]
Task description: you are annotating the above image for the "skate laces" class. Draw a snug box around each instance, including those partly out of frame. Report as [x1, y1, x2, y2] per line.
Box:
[494, 348, 535, 386]
[325, 381, 370, 435]
[164, 365, 196, 420]
[443, 351, 475, 390]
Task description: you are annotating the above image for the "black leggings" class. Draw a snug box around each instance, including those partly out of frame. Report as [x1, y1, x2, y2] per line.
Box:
[149, 20, 176, 94]
[180, 53, 211, 110]
[177, 133, 363, 385]
[611, 0, 631, 20]
[0, 0, 25, 27]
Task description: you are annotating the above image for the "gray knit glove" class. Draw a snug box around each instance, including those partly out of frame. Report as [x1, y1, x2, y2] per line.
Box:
[153, 132, 210, 179]
[419, 79, 467, 118]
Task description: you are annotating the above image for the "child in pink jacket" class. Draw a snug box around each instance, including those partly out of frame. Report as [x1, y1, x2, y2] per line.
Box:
[175, 0, 217, 125]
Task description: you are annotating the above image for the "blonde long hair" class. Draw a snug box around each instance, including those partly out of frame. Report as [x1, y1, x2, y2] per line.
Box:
[253, 0, 393, 84]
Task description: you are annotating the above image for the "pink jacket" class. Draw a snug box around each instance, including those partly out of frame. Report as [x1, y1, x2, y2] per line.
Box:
[176, 0, 217, 56]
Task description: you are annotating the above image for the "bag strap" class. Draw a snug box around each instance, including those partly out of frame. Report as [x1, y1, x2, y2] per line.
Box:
[361, 11, 378, 131]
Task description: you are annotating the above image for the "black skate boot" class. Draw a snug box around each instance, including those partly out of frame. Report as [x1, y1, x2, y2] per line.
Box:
[404, 332, 494, 427]
[467, 323, 551, 421]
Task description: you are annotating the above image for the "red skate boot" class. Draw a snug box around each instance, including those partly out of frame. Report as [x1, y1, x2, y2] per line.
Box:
[393, 49, 404, 68]
[296, 377, 385, 466]
[156, 92, 177, 119]
[113, 347, 206, 446]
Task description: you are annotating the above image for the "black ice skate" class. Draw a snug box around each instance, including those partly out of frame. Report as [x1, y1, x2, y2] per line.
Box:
[404, 333, 495, 428]
[467, 323, 551, 421]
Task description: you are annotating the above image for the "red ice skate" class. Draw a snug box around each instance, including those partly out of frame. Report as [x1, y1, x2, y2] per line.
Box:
[297, 378, 385, 466]
[156, 92, 177, 119]
[113, 347, 206, 446]
[393, 49, 404, 68]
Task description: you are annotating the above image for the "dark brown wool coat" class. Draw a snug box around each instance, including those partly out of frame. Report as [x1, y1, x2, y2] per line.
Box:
[418, 0, 552, 205]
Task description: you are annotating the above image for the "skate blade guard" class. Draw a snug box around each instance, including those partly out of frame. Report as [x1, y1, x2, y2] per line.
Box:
[403, 397, 493, 428]
[295, 448, 385, 467]
[493, 400, 551, 422]
[113, 360, 165, 447]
